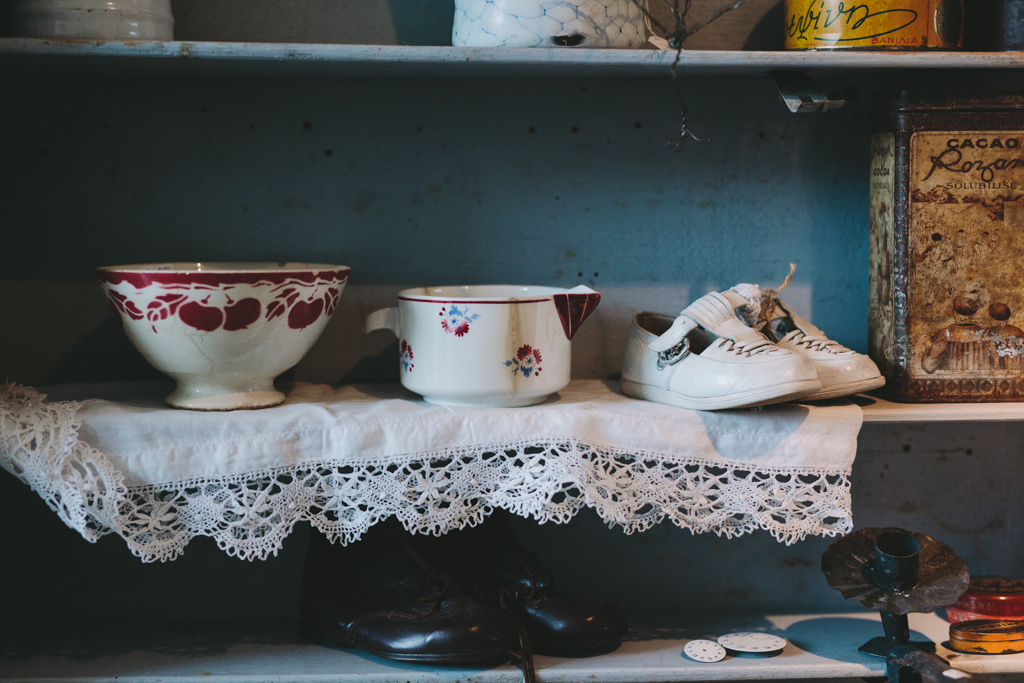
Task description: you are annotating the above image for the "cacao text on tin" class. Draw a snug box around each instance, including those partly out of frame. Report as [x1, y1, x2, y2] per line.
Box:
[924, 138, 1024, 184]
[786, 1, 919, 43]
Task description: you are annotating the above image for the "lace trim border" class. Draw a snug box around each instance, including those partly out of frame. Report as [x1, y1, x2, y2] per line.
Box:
[0, 383, 853, 563]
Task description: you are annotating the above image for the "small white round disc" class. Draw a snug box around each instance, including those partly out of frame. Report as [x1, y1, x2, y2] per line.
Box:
[684, 639, 727, 663]
[717, 632, 787, 653]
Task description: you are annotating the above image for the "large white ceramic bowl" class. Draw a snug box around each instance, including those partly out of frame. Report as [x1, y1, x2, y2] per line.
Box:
[366, 285, 600, 408]
[97, 262, 349, 411]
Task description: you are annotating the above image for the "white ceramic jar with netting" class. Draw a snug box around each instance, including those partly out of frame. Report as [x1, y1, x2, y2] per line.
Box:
[453, 0, 646, 48]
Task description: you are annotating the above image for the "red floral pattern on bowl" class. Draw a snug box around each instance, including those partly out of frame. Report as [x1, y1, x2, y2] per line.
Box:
[97, 262, 349, 411]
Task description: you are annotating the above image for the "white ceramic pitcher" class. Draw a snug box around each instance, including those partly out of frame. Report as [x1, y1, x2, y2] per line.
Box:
[366, 285, 600, 407]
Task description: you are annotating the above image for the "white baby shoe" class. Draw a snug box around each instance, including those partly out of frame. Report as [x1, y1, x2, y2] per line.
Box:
[751, 293, 885, 401]
[621, 290, 821, 411]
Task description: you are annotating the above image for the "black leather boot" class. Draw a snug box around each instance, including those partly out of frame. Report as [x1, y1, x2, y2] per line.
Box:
[405, 513, 629, 656]
[299, 524, 519, 663]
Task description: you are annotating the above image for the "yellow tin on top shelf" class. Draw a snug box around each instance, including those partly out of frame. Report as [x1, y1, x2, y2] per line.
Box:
[785, 0, 963, 49]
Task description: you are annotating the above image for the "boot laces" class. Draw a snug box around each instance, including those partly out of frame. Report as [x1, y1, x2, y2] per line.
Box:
[499, 548, 546, 683]
[407, 568, 450, 618]
[500, 587, 537, 683]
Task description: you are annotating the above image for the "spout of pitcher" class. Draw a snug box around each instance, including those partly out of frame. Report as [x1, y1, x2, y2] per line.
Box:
[553, 285, 601, 341]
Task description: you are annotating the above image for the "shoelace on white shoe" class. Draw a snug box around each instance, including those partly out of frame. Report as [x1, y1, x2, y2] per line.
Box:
[782, 330, 850, 354]
[715, 335, 779, 357]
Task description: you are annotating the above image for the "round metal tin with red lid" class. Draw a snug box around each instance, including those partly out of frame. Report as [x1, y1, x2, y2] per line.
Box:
[947, 577, 1024, 621]
[947, 606, 1024, 623]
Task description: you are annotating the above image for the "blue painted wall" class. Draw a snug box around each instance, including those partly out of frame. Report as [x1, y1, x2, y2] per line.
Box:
[3, 68, 1024, 622]
[2, 72, 878, 390]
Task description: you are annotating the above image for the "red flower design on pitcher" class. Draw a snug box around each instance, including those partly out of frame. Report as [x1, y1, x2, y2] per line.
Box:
[400, 339, 414, 372]
[506, 345, 542, 378]
[440, 305, 479, 337]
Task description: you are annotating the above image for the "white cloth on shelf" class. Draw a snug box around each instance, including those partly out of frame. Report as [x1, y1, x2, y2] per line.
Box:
[0, 380, 862, 563]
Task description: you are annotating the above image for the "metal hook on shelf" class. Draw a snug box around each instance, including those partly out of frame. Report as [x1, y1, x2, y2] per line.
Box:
[769, 70, 847, 114]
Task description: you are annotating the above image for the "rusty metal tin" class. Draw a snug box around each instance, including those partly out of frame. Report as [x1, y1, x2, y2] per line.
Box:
[950, 576, 1024, 618]
[949, 620, 1024, 654]
[870, 92, 1024, 402]
[785, 0, 963, 49]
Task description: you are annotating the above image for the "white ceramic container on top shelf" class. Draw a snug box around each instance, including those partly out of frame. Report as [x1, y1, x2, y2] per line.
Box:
[12, 0, 174, 41]
[452, 0, 646, 48]
[366, 285, 601, 408]
[97, 262, 349, 411]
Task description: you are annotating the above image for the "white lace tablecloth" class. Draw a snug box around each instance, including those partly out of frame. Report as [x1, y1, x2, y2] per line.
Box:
[0, 380, 862, 562]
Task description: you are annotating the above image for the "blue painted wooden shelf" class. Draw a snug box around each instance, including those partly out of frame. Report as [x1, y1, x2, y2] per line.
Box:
[1, 38, 1023, 78]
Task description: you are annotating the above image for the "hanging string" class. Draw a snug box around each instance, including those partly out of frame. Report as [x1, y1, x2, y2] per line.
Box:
[668, 48, 706, 150]
[759, 263, 797, 328]
[630, 0, 760, 150]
